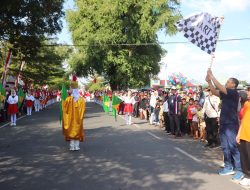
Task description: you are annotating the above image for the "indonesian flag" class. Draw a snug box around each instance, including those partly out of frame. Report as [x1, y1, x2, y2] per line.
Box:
[2, 49, 12, 87]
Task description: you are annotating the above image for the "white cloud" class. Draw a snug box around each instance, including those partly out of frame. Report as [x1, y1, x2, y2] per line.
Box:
[182, 0, 250, 15]
[158, 44, 250, 83]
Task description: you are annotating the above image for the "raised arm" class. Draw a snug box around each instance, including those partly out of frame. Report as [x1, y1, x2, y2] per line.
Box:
[207, 69, 227, 95]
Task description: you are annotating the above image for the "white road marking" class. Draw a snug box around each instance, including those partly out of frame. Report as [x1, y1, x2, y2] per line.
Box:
[147, 131, 162, 140]
[174, 147, 201, 163]
[0, 115, 27, 129]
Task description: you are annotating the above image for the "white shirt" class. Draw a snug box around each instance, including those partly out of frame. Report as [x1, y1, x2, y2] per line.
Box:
[71, 89, 80, 102]
[150, 95, 157, 107]
[124, 96, 135, 104]
[202, 95, 220, 118]
[26, 94, 35, 101]
[8, 95, 18, 104]
[163, 101, 169, 112]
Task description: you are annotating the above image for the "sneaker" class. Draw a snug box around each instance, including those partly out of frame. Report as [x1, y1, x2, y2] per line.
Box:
[218, 168, 235, 175]
[232, 171, 244, 182]
[240, 178, 250, 186]
[10, 123, 13, 126]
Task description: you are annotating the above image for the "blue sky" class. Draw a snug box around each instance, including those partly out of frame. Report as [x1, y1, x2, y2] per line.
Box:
[57, 0, 250, 83]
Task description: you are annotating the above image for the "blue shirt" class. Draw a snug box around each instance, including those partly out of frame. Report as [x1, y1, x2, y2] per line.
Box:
[220, 89, 239, 126]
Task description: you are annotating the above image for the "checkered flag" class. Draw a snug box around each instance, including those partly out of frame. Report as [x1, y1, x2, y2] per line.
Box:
[176, 12, 222, 54]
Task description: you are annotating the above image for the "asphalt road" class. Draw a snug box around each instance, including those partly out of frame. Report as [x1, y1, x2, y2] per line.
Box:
[0, 102, 246, 190]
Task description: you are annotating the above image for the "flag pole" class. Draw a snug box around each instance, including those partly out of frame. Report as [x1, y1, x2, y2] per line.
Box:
[209, 16, 224, 69]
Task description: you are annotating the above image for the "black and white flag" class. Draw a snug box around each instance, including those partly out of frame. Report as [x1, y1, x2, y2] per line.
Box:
[176, 12, 222, 54]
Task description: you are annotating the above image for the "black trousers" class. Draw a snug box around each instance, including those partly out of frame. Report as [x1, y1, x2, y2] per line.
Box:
[205, 117, 219, 145]
[163, 112, 170, 132]
[240, 140, 250, 178]
[180, 118, 188, 135]
[169, 114, 181, 136]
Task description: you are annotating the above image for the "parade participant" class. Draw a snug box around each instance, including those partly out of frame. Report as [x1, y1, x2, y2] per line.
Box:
[7, 89, 18, 126]
[121, 90, 134, 125]
[56, 90, 61, 102]
[62, 75, 86, 151]
[85, 91, 91, 102]
[34, 90, 41, 112]
[236, 87, 250, 187]
[25, 90, 35, 116]
[206, 69, 244, 181]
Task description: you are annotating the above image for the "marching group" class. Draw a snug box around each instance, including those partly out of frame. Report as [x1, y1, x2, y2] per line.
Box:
[1, 88, 58, 126]
[94, 69, 250, 187]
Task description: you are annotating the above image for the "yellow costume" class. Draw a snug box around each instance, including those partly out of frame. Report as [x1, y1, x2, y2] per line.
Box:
[62, 95, 86, 146]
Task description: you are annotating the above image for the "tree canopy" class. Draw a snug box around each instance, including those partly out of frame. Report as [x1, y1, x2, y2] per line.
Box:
[67, 0, 181, 90]
[0, 0, 65, 58]
[0, 0, 67, 89]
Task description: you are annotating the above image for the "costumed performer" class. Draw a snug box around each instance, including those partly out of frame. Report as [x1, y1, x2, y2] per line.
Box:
[62, 75, 86, 151]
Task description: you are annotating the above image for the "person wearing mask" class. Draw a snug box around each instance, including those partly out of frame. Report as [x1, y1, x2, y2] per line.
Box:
[62, 76, 86, 151]
[7, 89, 18, 126]
[206, 69, 243, 181]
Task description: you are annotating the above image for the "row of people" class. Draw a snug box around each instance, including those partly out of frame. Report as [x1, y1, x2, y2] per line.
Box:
[5, 89, 57, 126]
[96, 72, 249, 186]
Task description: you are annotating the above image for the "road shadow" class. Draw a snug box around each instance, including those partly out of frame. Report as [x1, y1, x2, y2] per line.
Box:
[0, 102, 239, 190]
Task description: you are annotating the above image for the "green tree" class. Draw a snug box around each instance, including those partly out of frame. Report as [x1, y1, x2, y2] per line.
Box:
[85, 77, 105, 92]
[0, 0, 65, 59]
[67, 0, 181, 90]
[8, 42, 72, 89]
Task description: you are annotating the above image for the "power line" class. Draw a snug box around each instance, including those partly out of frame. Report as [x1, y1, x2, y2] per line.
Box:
[44, 37, 250, 47]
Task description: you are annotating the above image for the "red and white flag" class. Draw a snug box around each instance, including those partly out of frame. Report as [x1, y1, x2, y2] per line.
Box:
[2, 49, 12, 87]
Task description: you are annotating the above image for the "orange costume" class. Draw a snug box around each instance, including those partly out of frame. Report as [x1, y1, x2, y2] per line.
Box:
[62, 76, 86, 151]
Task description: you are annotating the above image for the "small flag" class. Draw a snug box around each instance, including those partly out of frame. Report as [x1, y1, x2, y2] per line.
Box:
[17, 88, 25, 109]
[0, 83, 6, 102]
[103, 95, 110, 113]
[112, 95, 122, 121]
[176, 12, 222, 54]
[59, 84, 68, 124]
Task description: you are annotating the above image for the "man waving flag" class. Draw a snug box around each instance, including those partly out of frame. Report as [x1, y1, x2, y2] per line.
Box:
[176, 12, 222, 55]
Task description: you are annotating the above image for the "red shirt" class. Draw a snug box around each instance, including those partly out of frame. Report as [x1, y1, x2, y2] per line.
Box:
[187, 105, 195, 120]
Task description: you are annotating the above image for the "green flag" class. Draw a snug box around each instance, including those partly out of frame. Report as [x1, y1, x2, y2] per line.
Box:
[103, 95, 110, 113]
[17, 88, 25, 109]
[112, 95, 122, 121]
[59, 84, 68, 124]
[0, 84, 6, 102]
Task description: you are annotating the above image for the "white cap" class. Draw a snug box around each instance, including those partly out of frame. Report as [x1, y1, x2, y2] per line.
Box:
[171, 86, 177, 90]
